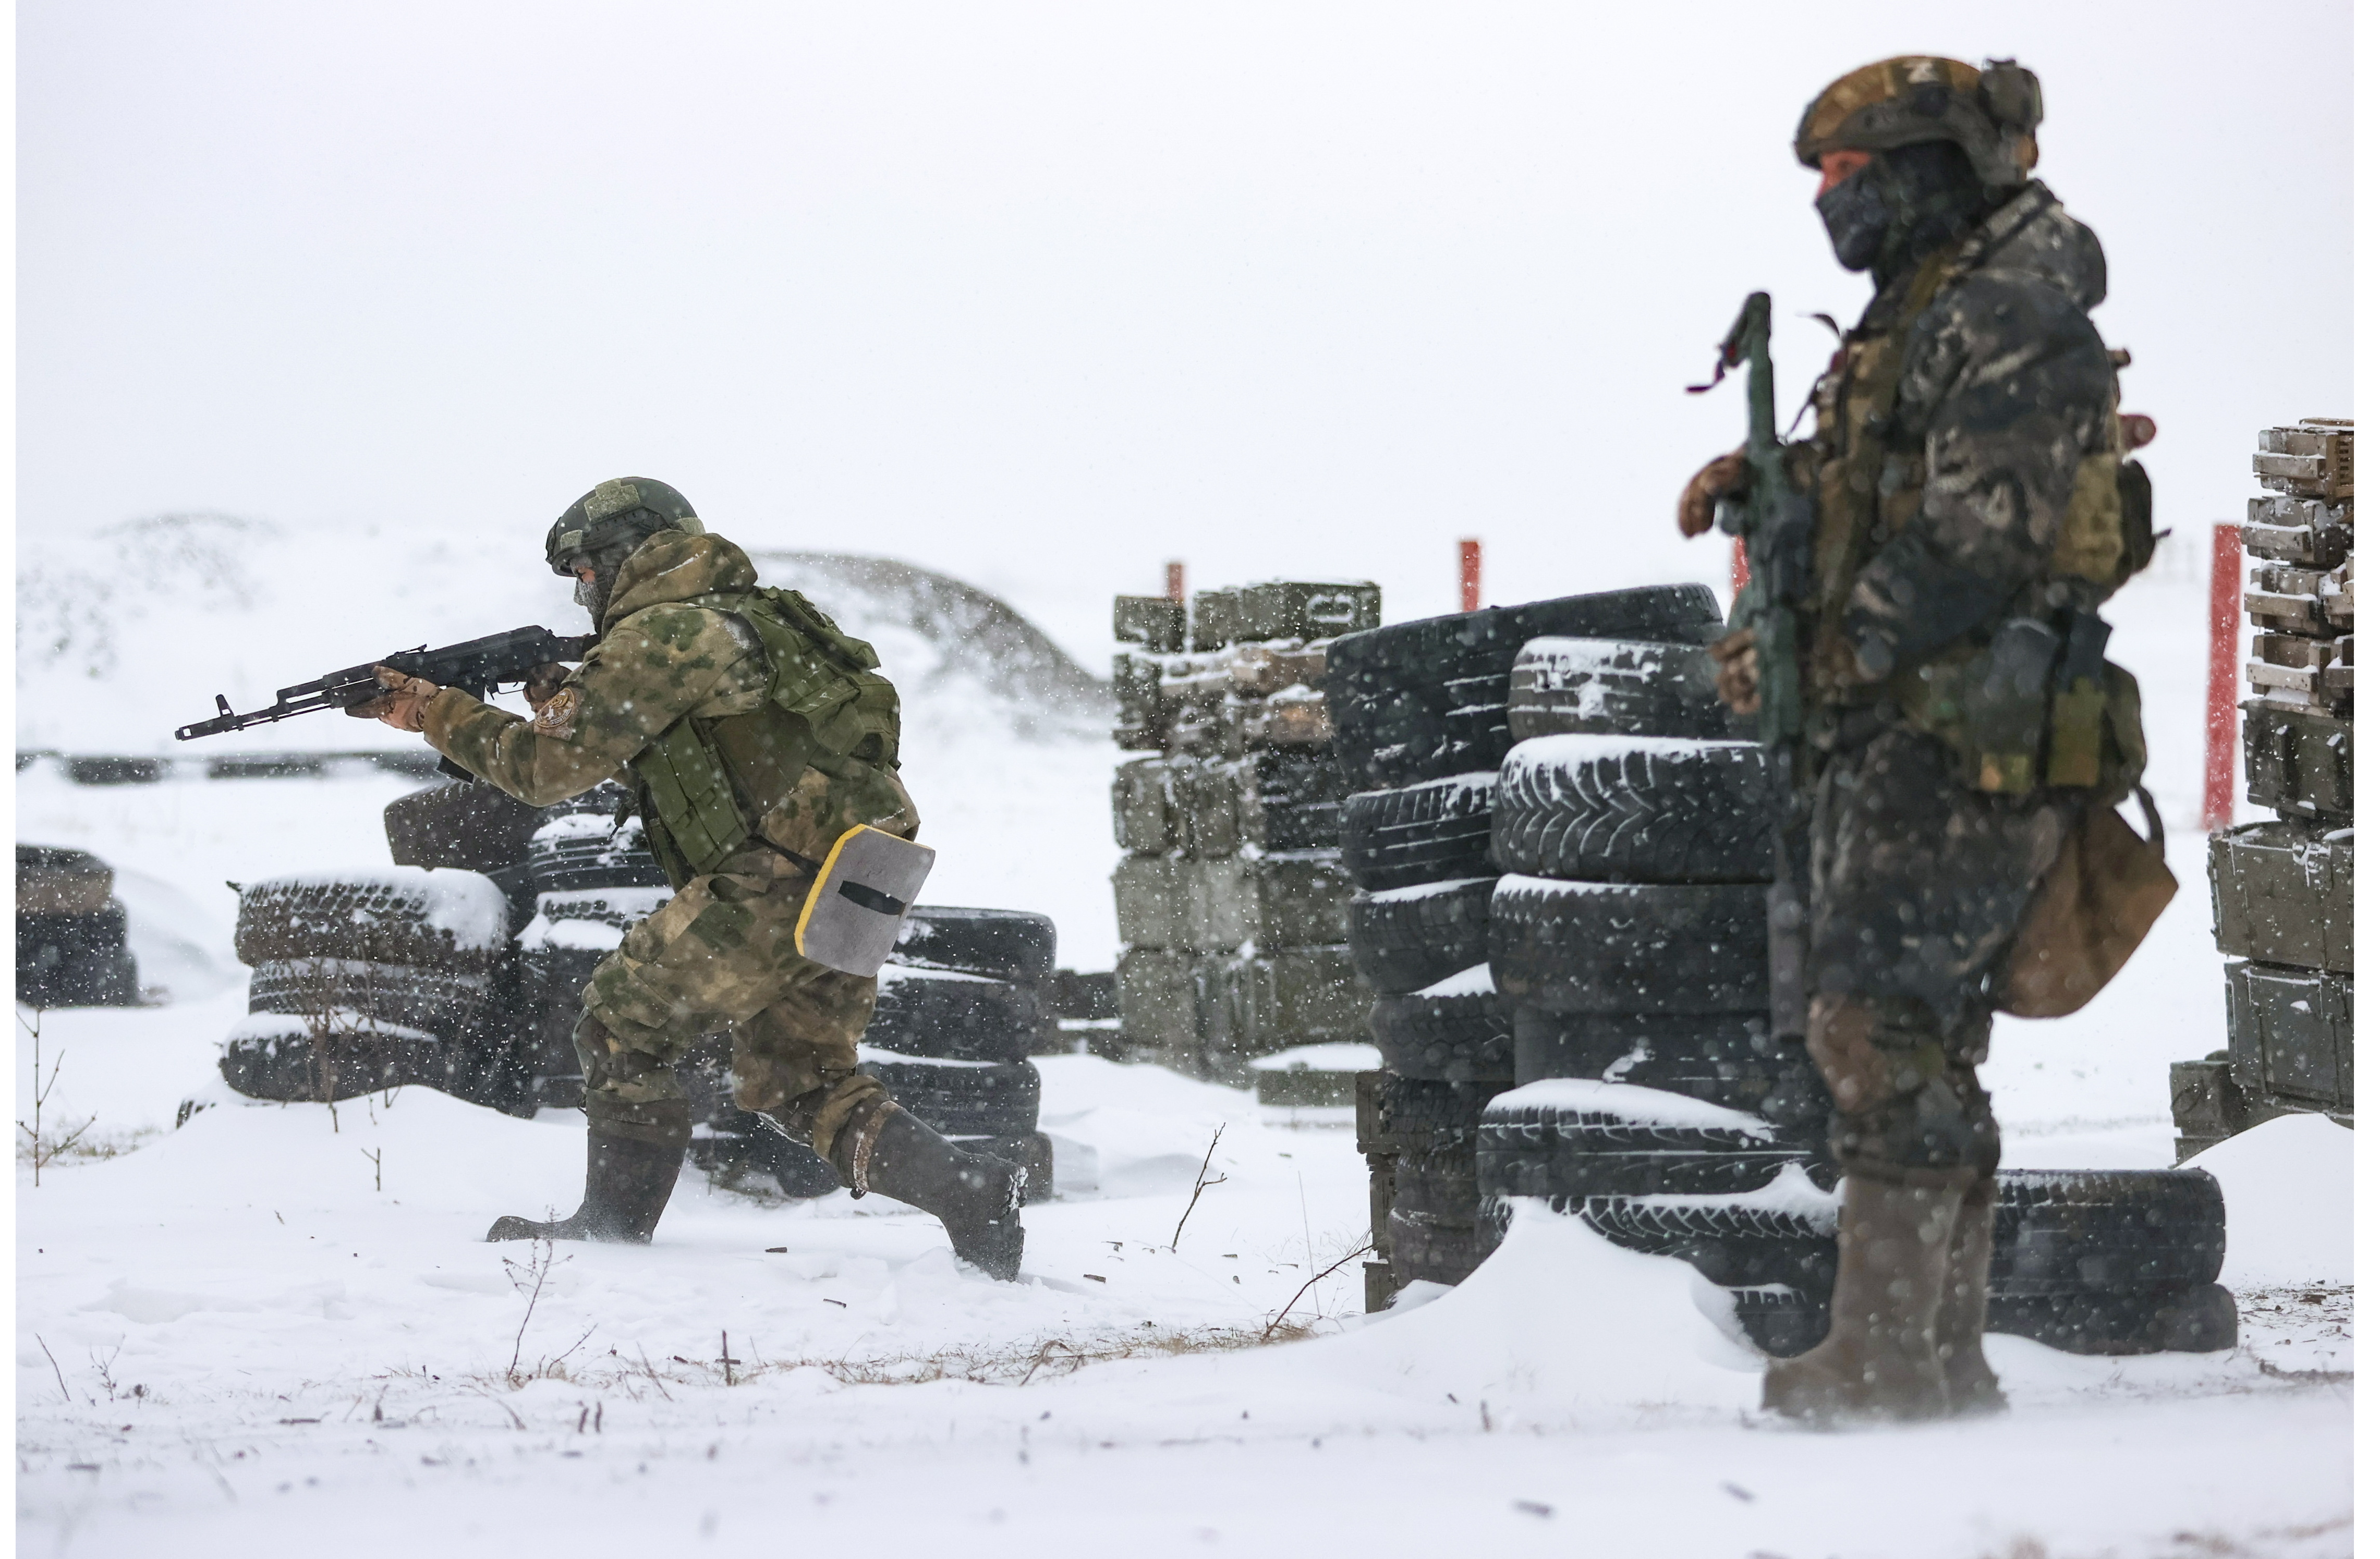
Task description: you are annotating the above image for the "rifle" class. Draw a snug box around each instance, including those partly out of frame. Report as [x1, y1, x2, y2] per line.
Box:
[1689, 291, 1816, 1044]
[175, 624, 596, 781]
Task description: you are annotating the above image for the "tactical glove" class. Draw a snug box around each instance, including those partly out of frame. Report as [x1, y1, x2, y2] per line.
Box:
[1677, 448, 1748, 538]
[346, 666, 440, 733]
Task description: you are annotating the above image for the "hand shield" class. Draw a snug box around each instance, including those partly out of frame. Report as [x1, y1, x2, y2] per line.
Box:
[794, 825, 937, 978]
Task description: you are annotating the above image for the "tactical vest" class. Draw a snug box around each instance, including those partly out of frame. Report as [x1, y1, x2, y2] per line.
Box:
[1801, 192, 2153, 800]
[627, 587, 918, 885]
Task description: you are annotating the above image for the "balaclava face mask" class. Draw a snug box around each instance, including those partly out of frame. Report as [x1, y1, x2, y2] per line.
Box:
[1816, 140, 1993, 282]
[570, 515, 669, 627]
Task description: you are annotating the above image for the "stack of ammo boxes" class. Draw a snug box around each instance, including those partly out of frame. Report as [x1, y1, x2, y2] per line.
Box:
[2177, 418, 2355, 1157]
[1109, 581, 1379, 1085]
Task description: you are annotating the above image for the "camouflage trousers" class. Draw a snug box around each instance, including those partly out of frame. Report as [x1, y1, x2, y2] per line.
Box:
[576, 843, 885, 1158]
[1802, 722, 2071, 1184]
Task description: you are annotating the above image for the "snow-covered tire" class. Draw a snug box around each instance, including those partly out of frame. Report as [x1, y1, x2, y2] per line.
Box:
[864, 968, 1045, 1063]
[525, 813, 670, 893]
[1475, 1080, 1812, 1197]
[384, 780, 545, 873]
[1511, 1007, 1831, 1139]
[1730, 1284, 1830, 1358]
[890, 906, 1060, 985]
[18, 904, 140, 1008]
[1367, 967, 1512, 1082]
[858, 1055, 1042, 1139]
[1323, 585, 1723, 791]
[1340, 773, 1498, 891]
[218, 1015, 447, 1102]
[1504, 637, 1740, 743]
[1992, 1170, 2227, 1296]
[1987, 1282, 2237, 1355]
[1490, 878, 1768, 1014]
[234, 870, 512, 973]
[247, 959, 487, 1042]
[1491, 737, 1776, 884]
[1349, 877, 1496, 996]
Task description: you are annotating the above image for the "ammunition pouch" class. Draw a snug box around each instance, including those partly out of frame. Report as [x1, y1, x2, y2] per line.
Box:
[2048, 452, 2159, 589]
[629, 587, 916, 883]
[1892, 612, 2146, 801]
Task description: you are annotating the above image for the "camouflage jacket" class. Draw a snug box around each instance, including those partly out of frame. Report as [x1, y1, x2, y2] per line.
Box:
[1799, 181, 2123, 711]
[422, 531, 917, 881]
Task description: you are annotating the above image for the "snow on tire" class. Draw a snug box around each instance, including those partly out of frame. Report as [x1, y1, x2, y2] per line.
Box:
[1340, 772, 1498, 891]
[525, 813, 670, 893]
[1504, 637, 1740, 743]
[1474, 1079, 1812, 1197]
[1491, 736, 1776, 884]
[1512, 1008, 1831, 1141]
[1490, 877, 1768, 1014]
[890, 906, 1060, 984]
[218, 1013, 447, 1102]
[234, 869, 511, 973]
[1348, 876, 1496, 996]
[247, 959, 488, 1042]
[1366, 964, 1512, 1082]
[1987, 1282, 2237, 1356]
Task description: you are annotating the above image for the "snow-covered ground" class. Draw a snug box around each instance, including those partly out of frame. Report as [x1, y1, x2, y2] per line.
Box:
[15, 565, 2353, 1556]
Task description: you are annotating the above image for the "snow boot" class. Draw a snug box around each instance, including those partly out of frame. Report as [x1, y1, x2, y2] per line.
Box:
[1937, 1179, 2007, 1416]
[835, 1102, 1026, 1280]
[485, 1101, 691, 1244]
[1763, 1173, 1964, 1425]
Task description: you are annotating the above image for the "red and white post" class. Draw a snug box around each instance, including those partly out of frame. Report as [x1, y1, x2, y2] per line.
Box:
[1165, 559, 1186, 604]
[1459, 538, 1482, 613]
[2201, 521, 2244, 832]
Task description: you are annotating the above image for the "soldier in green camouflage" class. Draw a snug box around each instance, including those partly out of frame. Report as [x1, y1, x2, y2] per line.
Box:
[356, 477, 1026, 1278]
[1679, 58, 2159, 1421]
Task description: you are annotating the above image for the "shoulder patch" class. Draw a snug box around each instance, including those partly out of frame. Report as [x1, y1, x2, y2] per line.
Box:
[532, 685, 583, 739]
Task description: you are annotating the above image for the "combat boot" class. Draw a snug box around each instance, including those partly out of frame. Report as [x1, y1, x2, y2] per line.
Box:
[1937, 1180, 2007, 1416]
[1763, 1173, 1965, 1425]
[834, 1102, 1026, 1280]
[487, 1100, 692, 1244]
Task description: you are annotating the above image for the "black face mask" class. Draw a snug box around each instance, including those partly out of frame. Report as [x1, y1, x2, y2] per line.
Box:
[1814, 141, 1992, 280]
[1817, 162, 1891, 272]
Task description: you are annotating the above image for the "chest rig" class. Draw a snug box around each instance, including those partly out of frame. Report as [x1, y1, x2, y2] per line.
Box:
[1799, 193, 2150, 798]
[628, 588, 916, 884]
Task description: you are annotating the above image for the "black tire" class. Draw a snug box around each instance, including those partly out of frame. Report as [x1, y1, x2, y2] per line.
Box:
[1324, 585, 1725, 791]
[1490, 878, 1768, 1014]
[1367, 971, 1513, 1083]
[1341, 773, 1498, 891]
[526, 813, 671, 893]
[1388, 1142, 1481, 1221]
[1475, 1081, 1811, 1197]
[17, 904, 140, 1008]
[865, 969, 1045, 1063]
[859, 1055, 1042, 1139]
[1987, 1283, 2238, 1356]
[1359, 1073, 1507, 1156]
[1992, 1169, 2227, 1296]
[1349, 877, 1496, 995]
[235, 870, 511, 972]
[1386, 1206, 1482, 1287]
[527, 886, 672, 940]
[248, 959, 488, 1042]
[1511, 1008, 1832, 1140]
[218, 1015, 447, 1102]
[1504, 637, 1740, 742]
[1730, 1284, 1830, 1359]
[1491, 738, 1776, 884]
[890, 906, 1060, 984]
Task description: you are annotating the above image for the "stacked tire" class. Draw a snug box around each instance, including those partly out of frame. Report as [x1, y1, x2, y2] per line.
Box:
[2179, 417, 2354, 1155]
[17, 845, 140, 1007]
[1110, 583, 1375, 1083]
[856, 906, 1062, 1203]
[1323, 585, 1730, 1304]
[221, 867, 511, 1102]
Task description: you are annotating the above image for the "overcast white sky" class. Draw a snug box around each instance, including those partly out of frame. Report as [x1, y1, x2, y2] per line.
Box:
[19, 2, 2352, 668]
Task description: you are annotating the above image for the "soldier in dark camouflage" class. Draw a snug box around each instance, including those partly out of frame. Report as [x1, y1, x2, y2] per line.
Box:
[355, 477, 1026, 1278]
[1679, 57, 2157, 1422]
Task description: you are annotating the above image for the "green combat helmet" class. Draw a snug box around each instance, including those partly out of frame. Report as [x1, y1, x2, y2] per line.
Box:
[544, 476, 705, 576]
[1795, 55, 2044, 191]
